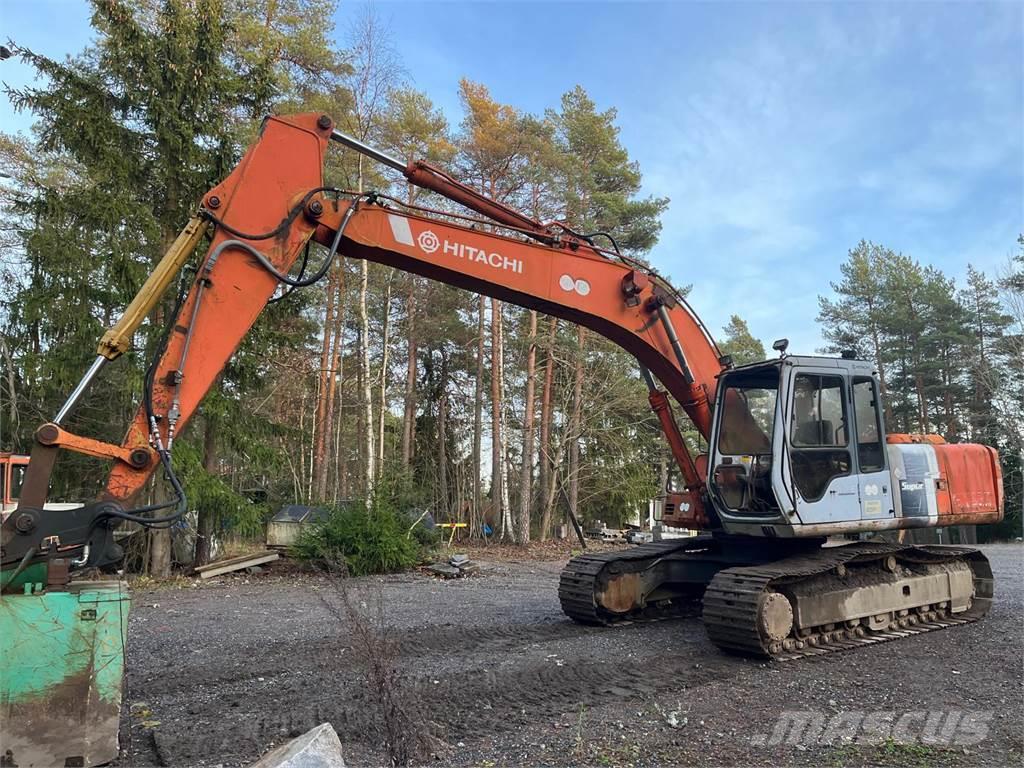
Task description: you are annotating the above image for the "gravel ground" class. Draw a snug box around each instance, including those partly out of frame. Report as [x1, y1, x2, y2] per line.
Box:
[117, 543, 1023, 767]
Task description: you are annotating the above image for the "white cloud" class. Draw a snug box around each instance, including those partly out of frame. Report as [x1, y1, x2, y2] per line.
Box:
[635, 4, 1021, 355]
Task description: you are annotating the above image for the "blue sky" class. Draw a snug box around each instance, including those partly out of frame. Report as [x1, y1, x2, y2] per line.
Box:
[3, 1, 1021, 354]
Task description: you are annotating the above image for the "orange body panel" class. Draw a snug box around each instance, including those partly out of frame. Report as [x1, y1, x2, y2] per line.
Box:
[662, 491, 706, 529]
[887, 433, 947, 445]
[933, 443, 1004, 521]
[38, 424, 155, 468]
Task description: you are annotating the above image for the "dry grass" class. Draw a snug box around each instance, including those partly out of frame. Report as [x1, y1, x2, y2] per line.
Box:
[320, 570, 445, 766]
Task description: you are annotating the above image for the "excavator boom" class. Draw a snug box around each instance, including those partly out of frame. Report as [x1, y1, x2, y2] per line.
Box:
[106, 115, 722, 508]
[8, 112, 719, 528]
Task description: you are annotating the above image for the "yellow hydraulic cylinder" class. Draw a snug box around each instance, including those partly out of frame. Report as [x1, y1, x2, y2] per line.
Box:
[96, 216, 209, 360]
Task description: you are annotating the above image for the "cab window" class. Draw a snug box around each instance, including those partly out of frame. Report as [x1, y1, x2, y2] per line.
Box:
[852, 377, 884, 472]
[713, 370, 779, 514]
[10, 464, 25, 501]
[717, 382, 777, 456]
[791, 374, 847, 447]
[790, 374, 851, 500]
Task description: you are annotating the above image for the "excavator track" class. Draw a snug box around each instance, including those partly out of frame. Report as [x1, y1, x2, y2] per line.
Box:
[560, 539, 993, 660]
[703, 542, 993, 660]
[559, 537, 715, 624]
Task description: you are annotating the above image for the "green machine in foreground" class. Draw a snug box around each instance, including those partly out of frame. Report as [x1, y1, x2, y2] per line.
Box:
[1, 564, 130, 765]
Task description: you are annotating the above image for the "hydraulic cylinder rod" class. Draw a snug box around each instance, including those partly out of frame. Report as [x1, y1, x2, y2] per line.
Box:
[55, 216, 209, 424]
[329, 129, 405, 172]
[656, 303, 695, 385]
[330, 129, 557, 245]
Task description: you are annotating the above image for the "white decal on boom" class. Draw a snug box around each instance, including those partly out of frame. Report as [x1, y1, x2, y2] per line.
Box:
[394, 218, 524, 274]
[387, 214, 414, 246]
[439, 238, 523, 274]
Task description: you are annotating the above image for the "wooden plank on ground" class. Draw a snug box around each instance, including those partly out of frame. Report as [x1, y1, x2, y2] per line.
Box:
[195, 551, 279, 579]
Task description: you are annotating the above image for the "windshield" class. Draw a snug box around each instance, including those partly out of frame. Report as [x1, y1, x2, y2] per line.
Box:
[717, 373, 778, 455]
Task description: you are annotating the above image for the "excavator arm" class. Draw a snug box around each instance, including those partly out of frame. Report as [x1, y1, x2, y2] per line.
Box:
[3, 112, 724, 576]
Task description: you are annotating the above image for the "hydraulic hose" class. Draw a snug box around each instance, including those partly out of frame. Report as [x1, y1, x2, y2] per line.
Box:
[116, 194, 362, 526]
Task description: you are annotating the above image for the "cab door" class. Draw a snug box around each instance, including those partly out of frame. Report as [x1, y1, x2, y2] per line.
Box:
[850, 376, 893, 522]
[787, 369, 862, 523]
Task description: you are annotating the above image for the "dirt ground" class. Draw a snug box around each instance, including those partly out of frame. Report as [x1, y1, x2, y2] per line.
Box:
[117, 543, 1023, 767]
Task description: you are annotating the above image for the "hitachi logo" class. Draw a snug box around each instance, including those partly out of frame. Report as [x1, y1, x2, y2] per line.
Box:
[386, 216, 524, 274]
[441, 238, 523, 274]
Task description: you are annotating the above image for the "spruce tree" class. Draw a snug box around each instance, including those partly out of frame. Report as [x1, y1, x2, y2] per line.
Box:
[3, 0, 342, 573]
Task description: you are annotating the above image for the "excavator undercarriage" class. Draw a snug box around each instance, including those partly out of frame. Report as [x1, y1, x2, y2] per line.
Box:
[559, 539, 992, 660]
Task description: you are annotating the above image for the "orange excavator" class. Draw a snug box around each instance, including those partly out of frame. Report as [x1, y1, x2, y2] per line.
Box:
[0, 113, 1003, 766]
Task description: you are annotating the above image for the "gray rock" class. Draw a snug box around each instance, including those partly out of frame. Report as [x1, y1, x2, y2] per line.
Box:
[427, 563, 461, 578]
[458, 562, 481, 575]
[248, 723, 344, 768]
[449, 553, 470, 566]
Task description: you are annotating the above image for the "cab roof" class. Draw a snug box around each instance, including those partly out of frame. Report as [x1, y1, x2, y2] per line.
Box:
[725, 354, 877, 377]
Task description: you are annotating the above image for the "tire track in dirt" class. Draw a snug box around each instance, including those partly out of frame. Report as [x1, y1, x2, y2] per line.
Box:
[151, 649, 742, 766]
[132, 617, 613, 696]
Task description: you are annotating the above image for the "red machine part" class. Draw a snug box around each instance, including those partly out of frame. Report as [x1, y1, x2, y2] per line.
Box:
[933, 443, 1004, 522]
[0, 453, 29, 512]
[105, 114, 327, 501]
[888, 434, 1003, 525]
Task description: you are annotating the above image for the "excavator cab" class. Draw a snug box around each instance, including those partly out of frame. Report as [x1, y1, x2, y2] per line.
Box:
[709, 355, 894, 537]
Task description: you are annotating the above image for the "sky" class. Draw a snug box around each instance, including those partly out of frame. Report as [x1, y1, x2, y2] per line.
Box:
[2, 1, 1021, 354]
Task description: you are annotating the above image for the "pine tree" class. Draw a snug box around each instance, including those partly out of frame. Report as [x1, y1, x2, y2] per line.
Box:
[958, 267, 1010, 443]
[456, 79, 528, 535]
[546, 86, 668, 528]
[379, 88, 454, 476]
[817, 241, 893, 420]
[548, 86, 667, 252]
[719, 315, 766, 365]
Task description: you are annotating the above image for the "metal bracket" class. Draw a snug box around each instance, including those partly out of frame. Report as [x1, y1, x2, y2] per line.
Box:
[35, 423, 154, 470]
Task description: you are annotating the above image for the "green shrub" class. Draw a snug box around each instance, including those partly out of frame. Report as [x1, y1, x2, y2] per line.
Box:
[291, 493, 421, 576]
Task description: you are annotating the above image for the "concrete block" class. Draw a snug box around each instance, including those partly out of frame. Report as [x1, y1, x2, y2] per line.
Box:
[248, 723, 345, 768]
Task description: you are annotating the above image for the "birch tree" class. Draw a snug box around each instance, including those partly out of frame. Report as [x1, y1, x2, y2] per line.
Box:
[339, 6, 405, 492]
